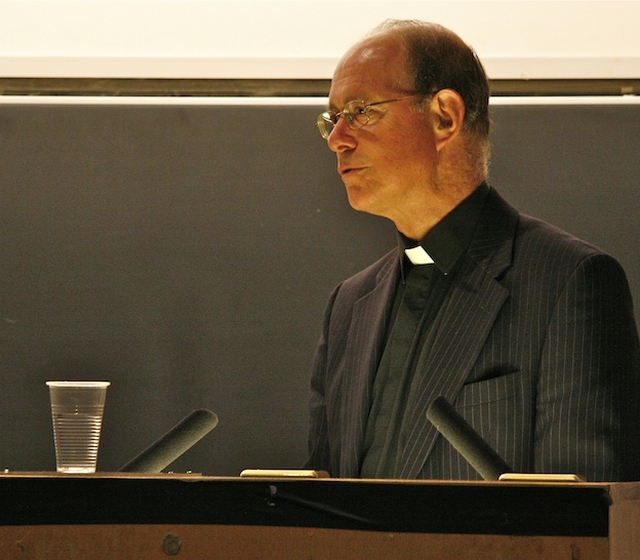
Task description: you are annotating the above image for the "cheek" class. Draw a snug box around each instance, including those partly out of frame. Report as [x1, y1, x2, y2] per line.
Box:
[384, 133, 435, 178]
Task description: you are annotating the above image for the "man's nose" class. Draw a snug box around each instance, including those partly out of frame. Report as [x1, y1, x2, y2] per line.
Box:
[326, 117, 357, 153]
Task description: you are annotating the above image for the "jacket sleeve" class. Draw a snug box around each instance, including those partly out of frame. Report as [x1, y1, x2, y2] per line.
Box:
[304, 283, 341, 474]
[535, 252, 640, 481]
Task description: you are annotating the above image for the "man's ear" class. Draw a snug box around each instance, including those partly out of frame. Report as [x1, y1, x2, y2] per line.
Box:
[430, 89, 466, 151]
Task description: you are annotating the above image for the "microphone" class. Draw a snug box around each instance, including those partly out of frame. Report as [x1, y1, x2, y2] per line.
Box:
[119, 408, 219, 473]
[426, 396, 512, 480]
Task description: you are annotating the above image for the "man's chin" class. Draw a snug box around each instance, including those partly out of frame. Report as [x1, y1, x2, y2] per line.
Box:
[345, 185, 366, 210]
[345, 187, 378, 216]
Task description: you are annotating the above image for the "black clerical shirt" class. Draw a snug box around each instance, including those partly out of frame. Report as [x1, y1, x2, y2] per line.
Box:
[360, 183, 489, 478]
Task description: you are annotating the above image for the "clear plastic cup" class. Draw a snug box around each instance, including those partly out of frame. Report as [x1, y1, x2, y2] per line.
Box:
[46, 381, 110, 473]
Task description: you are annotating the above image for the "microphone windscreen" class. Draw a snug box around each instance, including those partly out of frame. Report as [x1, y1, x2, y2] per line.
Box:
[119, 408, 218, 473]
[427, 396, 512, 480]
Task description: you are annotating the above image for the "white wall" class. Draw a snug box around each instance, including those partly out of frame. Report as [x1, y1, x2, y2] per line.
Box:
[1, 0, 639, 80]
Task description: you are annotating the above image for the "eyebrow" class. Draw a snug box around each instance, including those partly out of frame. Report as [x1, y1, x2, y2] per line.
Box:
[327, 96, 365, 112]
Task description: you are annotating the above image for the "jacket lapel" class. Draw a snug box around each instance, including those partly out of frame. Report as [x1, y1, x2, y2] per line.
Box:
[397, 188, 519, 478]
[338, 252, 399, 476]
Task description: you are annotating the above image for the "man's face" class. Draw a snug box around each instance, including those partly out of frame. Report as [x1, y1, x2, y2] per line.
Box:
[326, 35, 438, 230]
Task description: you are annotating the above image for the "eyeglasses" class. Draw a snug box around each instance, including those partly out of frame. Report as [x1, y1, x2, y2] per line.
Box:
[316, 95, 419, 140]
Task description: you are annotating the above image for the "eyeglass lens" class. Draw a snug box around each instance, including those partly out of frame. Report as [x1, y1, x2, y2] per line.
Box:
[317, 100, 369, 139]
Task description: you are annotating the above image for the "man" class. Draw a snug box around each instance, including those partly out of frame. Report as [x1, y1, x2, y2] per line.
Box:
[305, 20, 640, 481]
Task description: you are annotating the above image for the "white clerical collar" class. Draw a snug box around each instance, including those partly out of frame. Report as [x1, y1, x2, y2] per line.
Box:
[404, 245, 435, 266]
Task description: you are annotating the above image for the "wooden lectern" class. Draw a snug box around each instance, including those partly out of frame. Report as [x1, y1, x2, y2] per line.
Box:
[0, 473, 638, 559]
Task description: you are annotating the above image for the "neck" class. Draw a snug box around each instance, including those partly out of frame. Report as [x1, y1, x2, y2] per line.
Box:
[394, 179, 483, 241]
[400, 142, 487, 240]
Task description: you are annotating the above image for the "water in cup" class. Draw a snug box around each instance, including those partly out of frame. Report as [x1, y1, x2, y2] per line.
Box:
[46, 381, 110, 473]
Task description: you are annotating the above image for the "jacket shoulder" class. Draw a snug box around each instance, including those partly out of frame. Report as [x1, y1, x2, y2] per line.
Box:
[334, 248, 398, 300]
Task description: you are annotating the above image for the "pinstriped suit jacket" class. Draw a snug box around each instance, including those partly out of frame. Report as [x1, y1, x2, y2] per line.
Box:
[306, 187, 640, 482]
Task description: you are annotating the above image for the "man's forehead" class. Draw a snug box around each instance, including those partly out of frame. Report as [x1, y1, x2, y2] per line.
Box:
[336, 34, 404, 73]
[329, 37, 410, 105]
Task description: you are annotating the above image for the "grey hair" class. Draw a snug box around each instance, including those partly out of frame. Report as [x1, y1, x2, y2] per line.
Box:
[370, 20, 491, 147]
